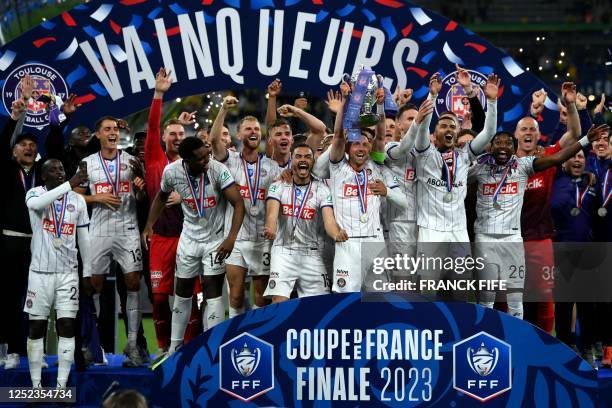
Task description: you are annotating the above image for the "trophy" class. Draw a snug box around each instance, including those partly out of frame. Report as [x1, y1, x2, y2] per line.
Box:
[349, 66, 380, 128]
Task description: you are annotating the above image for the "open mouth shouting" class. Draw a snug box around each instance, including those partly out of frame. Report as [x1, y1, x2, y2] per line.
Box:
[495, 148, 510, 162]
[296, 161, 310, 176]
[444, 132, 454, 144]
[107, 134, 118, 147]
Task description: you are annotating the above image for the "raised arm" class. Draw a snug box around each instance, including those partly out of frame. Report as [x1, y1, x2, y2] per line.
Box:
[558, 83, 581, 148]
[329, 82, 349, 163]
[210, 96, 236, 161]
[468, 74, 500, 155]
[146, 68, 173, 164]
[279, 104, 326, 141]
[26, 167, 87, 210]
[266, 79, 281, 127]
[415, 73, 441, 152]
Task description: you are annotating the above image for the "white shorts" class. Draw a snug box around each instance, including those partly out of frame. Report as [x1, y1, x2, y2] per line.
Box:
[24, 271, 79, 318]
[225, 240, 272, 276]
[264, 246, 330, 299]
[416, 227, 472, 280]
[91, 233, 143, 275]
[176, 235, 225, 279]
[475, 233, 525, 290]
[388, 221, 418, 277]
[332, 239, 387, 293]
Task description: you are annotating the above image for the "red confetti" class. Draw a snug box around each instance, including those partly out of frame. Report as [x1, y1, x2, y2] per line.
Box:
[445, 21, 458, 31]
[537, 114, 543, 122]
[202, 0, 214, 4]
[74, 94, 96, 105]
[110, 20, 122, 35]
[119, 0, 147, 5]
[374, 0, 404, 8]
[498, 86, 504, 98]
[61, 12, 77, 27]
[33, 37, 56, 48]
[312, 0, 324, 4]
[405, 67, 429, 78]
[464, 42, 487, 54]
[153, 26, 181, 37]
[341, 27, 362, 38]
[401, 23, 413, 37]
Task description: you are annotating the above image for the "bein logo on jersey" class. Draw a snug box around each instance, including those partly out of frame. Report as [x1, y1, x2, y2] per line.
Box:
[219, 332, 274, 402]
[483, 182, 518, 195]
[453, 331, 511, 402]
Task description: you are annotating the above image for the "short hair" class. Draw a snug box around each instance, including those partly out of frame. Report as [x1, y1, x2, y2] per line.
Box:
[291, 142, 314, 155]
[361, 127, 375, 140]
[163, 118, 183, 132]
[457, 129, 477, 138]
[269, 118, 291, 132]
[41, 158, 62, 179]
[178, 136, 204, 160]
[238, 115, 259, 131]
[491, 130, 518, 150]
[293, 134, 307, 145]
[95, 116, 118, 132]
[395, 103, 418, 121]
[133, 131, 146, 142]
[70, 126, 90, 137]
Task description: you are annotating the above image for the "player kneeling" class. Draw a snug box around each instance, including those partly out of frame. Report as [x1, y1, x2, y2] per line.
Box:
[24, 160, 90, 388]
[143, 137, 244, 355]
[263, 143, 347, 302]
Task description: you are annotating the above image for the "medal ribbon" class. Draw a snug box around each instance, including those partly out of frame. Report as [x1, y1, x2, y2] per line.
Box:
[441, 149, 458, 194]
[242, 154, 261, 208]
[98, 152, 121, 195]
[183, 162, 206, 218]
[291, 182, 312, 234]
[575, 180, 589, 210]
[492, 165, 512, 204]
[19, 168, 35, 191]
[50, 193, 67, 241]
[602, 169, 611, 208]
[354, 169, 368, 216]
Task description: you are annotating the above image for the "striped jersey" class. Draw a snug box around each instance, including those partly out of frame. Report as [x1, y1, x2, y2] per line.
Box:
[385, 142, 417, 222]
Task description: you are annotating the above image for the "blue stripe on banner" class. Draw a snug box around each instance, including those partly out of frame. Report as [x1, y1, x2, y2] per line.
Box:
[141, 41, 153, 55]
[315, 10, 329, 23]
[90, 83, 109, 96]
[336, 4, 356, 17]
[503, 102, 524, 122]
[73, 4, 88, 10]
[544, 95, 558, 111]
[284, 0, 302, 6]
[361, 8, 376, 22]
[224, 0, 240, 7]
[169, 3, 188, 15]
[475, 66, 494, 75]
[66, 65, 87, 87]
[380, 17, 397, 41]
[413, 85, 429, 99]
[419, 28, 439, 43]
[203, 12, 215, 24]
[147, 7, 163, 20]
[421, 51, 437, 64]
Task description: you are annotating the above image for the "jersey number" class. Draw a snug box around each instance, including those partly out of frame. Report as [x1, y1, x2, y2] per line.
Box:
[129, 249, 142, 263]
[262, 252, 270, 267]
[69, 286, 77, 300]
[209, 253, 223, 267]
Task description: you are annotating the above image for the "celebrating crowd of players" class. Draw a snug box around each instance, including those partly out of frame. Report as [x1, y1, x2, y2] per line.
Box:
[0, 64, 610, 387]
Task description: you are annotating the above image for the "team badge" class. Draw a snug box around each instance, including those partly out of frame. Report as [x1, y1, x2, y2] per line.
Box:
[268, 280, 276, 289]
[121, 164, 128, 171]
[2, 63, 68, 129]
[337, 278, 346, 288]
[434, 70, 488, 121]
[26, 299, 33, 308]
[66, 204, 75, 212]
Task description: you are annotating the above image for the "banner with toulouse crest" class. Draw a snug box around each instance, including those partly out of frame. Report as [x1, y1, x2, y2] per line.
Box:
[1, 0, 561, 136]
[151, 293, 599, 407]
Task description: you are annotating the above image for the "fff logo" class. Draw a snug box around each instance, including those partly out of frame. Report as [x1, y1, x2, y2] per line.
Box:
[219, 332, 274, 402]
[453, 331, 512, 402]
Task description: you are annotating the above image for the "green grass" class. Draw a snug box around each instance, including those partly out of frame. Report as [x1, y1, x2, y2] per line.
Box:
[116, 316, 158, 355]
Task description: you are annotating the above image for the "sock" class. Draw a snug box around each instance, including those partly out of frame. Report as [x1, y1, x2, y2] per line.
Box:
[92, 293, 100, 318]
[206, 297, 224, 329]
[201, 300, 208, 332]
[152, 294, 171, 350]
[478, 291, 496, 309]
[228, 305, 244, 318]
[27, 338, 44, 388]
[126, 291, 141, 347]
[169, 295, 192, 353]
[184, 296, 202, 343]
[507, 292, 524, 320]
[56, 337, 75, 388]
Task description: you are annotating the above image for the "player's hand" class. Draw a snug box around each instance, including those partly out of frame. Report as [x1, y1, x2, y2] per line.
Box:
[586, 124, 611, 143]
[561, 82, 577, 105]
[215, 238, 235, 263]
[325, 89, 344, 114]
[461, 111, 473, 130]
[278, 104, 297, 118]
[62, 93, 81, 115]
[335, 229, 348, 242]
[165, 191, 181, 207]
[393, 86, 413, 106]
[375, 87, 385, 105]
[263, 226, 276, 240]
[428, 72, 442, 96]
[178, 111, 197, 126]
[369, 179, 387, 196]
[267, 78, 282, 98]
[10, 98, 27, 120]
[130, 158, 145, 179]
[455, 64, 473, 93]
[141, 224, 154, 250]
[19, 74, 34, 100]
[415, 99, 434, 125]
[594, 94, 606, 114]
[484, 73, 501, 101]
[154, 67, 173, 94]
[576, 92, 587, 110]
[70, 165, 88, 188]
[340, 80, 351, 97]
[96, 193, 121, 210]
[294, 97, 308, 110]
[133, 176, 145, 191]
[531, 88, 547, 117]
[277, 169, 293, 183]
[222, 95, 239, 110]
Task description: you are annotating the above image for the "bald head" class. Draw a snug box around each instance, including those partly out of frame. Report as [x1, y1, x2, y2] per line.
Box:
[515, 116, 540, 154]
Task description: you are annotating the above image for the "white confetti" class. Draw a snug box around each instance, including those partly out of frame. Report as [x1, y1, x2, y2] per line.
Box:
[409, 7, 431, 25]
[90, 4, 114, 22]
[502, 56, 524, 78]
[442, 42, 464, 65]
[0, 50, 16, 71]
[544, 95, 558, 111]
[56, 38, 78, 61]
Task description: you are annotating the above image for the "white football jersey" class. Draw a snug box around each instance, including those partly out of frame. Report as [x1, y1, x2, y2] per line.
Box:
[469, 156, 535, 235]
[385, 142, 417, 222]
[161, 159, 235, 242]
[266, 179, 333, 251]
[221, 150, 281, 241]
[26, 188, 89, 273]
[82, 151, 138, 237]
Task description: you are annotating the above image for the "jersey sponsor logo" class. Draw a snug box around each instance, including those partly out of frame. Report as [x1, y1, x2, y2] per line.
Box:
[482, 182, 518, 196]
[238, 185, 266, 200]
[405, 168, 416, 181]
[43, 219, 75, 235]
[281, 204, 315, 220]
[151, 270, 162, 279]
[335, 269, 349, 277]
[185, 197, 217, 211]
[94, 181, 131, 195]
[526, 176, 544, 190]
[434, 70, 488, 120]
[426, 178, 464, 188]
[343, 184, 374, 197]
[27, 290, 36, 298]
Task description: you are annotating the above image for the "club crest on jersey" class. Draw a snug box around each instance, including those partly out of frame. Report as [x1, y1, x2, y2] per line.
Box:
[121, 163, 128, 171]
[434, 70, 488, 120]
[2, 63, 68, 129]
[66, 204, 75, 212]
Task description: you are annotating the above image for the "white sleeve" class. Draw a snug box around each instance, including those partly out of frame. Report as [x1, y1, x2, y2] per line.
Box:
[77, 226, 92, 278]
[313, 148, 331, 179]
[386, 186, 408, 209]
[415, 92, 435, 152]
[25, 182, 72, 211]
[468, 99, 497, 156]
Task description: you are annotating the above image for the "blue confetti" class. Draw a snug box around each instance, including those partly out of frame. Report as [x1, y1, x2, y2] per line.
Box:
[141, 41, 153, 55]
[147, 7, 163, 20]
[90, 83, 109, 97]
[475, 65, 494, 75]
[360, 8, 376, 22]
[129, 15, 143, 29]
[284, 0, 301, 5]
[464, 28, 475, 35]
[40, 20, 56, 30]
[413, 85, 429, 99]
[336, 4, 356, 17]
[73, 4, 88, 10]
[203, 12, 214, 24]
[380, 17, 397, 41]
[66, 65, 87, 87]
[315, 10, 329, 23]
[223, 0, 240, 7]
[169, 3, 188, 15]
[438, 69, 446, 77]
[419, 28, 439, 43]
[503, 102, 524, 122]
[251, 0, 275, 9]
[421, 51, 437, 64]
[83, 25, 101, 38]
[511, 85, 522, 96]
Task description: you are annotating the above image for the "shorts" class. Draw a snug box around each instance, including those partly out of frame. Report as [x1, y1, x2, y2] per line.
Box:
[176, 235, 225, 279]
[524, 238, 555, 292]
[264, 246, 330, 298]
[91, 233, 143, 275]
[416, 227, 471, 280]
[474, 233, 525, 290]
[24, 271, 78, 318]
[388, 221, 418, 277]
[149, 234, 180, 294]
[332, 239, 387, 293]
[225, 240, 272, 276]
